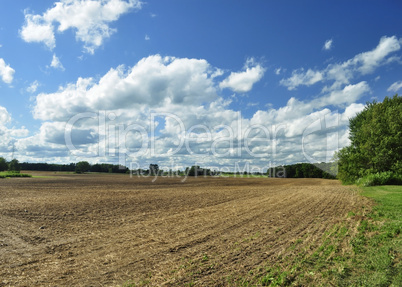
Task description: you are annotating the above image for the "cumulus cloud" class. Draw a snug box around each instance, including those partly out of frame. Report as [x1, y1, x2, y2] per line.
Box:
[0, 58, 15, 84]
[281, 36, 401, 91]
[323, 39, 333, 50]
[0, 106, 29, 157]
[26, 54, 367, 168]
[20, 0, 142, 54]
[316, 81, 371, 107]
[50, 54, 65, 70]
[220, 58, 265, 93]
[20, 13, 56, 49]
[387, 80, 402, 93]
[34, 55, 219, 121]
[0, 106, 11, 125]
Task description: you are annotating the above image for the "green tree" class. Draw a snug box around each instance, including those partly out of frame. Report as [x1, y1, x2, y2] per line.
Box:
[337, 95, 402, 183]
[8, 159, 21, 172]
[149, 164, 159, 176]
[75, 161, 91, 174]
[0, 157, 8, 171]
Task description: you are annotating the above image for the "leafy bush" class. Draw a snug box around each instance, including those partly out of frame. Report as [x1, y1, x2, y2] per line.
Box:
[0, 172, 32, 178]
[357, 171, 402, 186]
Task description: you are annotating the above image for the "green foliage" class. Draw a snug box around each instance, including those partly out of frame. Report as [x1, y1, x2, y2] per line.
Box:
[0, 157, 8, 171]
[75, 161, 91, 173]
[185, 165, 212, 176]
[337, 95, 402, 184]
[20, 162, 76, 172]
[268, 162, 336, 179]
[8, 159, 20, 172]
[19, 162, 129, 173]
[357, 171, 402, 187]
[0, 171, 32, 178]
[149, 164, 159, 176]
[91, 163, 128, 173]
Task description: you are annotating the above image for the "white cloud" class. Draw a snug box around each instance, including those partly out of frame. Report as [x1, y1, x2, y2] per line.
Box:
[20, 0, 142, 54]
[220, 58, 265, 93]
[20, 51, 374, 167]
[0, 58, 15, 84]
[33, 55, 218, 121]
[20, 13, 56, 49]
[281, 36, 401, 91]
[27, 80, 40, 93]
[341, 103, 365, 122]
[0, 106, 29, 158]
[50, 54, 65, 70]
[275, 68, 282, 75]
[323, 39, 333, 50]
[387, 80, 402, 93]
[353, 36, 401, 74]
[280, 69, 323, 90]
[0, 106, 11, 125]
[316, 81, 370, 107]
[145, 34, 150, 41]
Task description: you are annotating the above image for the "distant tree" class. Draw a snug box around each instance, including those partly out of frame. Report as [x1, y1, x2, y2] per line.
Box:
[149, 164, 159, 176]
[0, 157, 8, 171]
[8, 159, 20, 172]
[75, 161, 91, 174]
[187, 166, 211, 176]
[337, 95, 402, 183]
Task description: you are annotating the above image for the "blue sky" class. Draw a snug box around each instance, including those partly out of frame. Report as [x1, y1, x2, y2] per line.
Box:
[0, 0, 401, 171]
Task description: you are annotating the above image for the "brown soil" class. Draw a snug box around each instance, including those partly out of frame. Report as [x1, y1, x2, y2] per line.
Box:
[0, 172, 368, 286]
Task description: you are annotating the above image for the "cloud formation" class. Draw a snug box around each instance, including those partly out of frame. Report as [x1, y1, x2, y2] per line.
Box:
[20, 0, 142, 54]
[0, 106, 29, 155]
[0, 58, 15, 84]
[220, 58, 265, 93]
[387, 80, 402, 93]
[50, 54, 65, 70]
[6, 36, 397, 168]
[280, 69, 323, 91]
[24, 53, 370, 168]
[34, 55, 219, 121]
[281, 36, 401, 91]
[323, 39, 333, 50]
[27, 80, 40, 93]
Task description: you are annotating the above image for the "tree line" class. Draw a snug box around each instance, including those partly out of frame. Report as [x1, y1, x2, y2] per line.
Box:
[13, 161, 129, 174]
[0, 158, 21, 172]
[268, 162, 336, 179]
[335, 94, 402, 185]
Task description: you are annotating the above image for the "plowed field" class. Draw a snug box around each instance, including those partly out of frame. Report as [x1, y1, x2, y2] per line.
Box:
[0, 172, 369, 286]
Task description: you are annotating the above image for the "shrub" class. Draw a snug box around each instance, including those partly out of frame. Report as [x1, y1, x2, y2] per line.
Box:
[357, 171, 402, 186]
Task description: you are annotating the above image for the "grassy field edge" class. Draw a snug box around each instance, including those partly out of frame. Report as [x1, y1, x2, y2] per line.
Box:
[250, 185, 402, 286]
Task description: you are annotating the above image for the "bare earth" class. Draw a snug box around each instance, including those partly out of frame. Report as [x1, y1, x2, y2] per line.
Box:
[0, 172, 368, 286]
